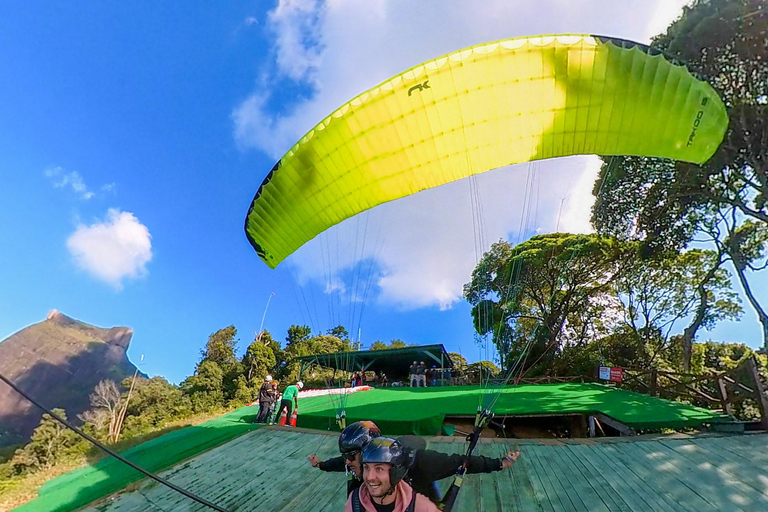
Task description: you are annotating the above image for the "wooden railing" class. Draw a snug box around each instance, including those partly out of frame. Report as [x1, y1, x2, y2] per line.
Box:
[617, 357, 768, 428]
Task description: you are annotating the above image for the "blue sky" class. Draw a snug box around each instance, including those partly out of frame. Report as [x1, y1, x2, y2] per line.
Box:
[1, 1, 765, 384]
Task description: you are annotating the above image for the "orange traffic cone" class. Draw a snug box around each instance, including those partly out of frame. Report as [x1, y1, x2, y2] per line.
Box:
[289, 409, 298, 427]
[278, 408, 288, 426]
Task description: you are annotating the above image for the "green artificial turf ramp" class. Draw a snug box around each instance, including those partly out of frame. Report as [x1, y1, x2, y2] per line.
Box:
[297, 383, 730, 434]
[13, 406, 261, 512]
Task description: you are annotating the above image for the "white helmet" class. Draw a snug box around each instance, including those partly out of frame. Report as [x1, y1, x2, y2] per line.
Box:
[297, 381, 304, 389]
[265, 375, 273, 382]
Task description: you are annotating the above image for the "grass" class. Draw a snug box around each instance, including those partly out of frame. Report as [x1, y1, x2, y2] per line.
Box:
[0, 407, 242, 512]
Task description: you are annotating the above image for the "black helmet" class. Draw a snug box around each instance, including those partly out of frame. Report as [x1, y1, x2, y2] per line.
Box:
[361, 437, 415, 487]
[339, 421, 381, 454]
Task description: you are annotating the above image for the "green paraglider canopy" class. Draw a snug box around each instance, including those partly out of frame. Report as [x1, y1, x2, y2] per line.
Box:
[245, 34, 728, 268]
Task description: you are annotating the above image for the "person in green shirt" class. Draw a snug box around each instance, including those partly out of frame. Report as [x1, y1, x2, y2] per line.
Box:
[275, 381, 303, 425]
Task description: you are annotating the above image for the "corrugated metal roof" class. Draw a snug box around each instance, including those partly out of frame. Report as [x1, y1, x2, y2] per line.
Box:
[78, 427, 768, 512]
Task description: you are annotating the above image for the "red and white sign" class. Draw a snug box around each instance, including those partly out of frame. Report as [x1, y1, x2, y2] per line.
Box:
[599, 366, 623, 382]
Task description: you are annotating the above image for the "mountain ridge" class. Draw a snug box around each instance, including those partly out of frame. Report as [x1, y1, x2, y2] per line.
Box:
[0, 310, 141, 447]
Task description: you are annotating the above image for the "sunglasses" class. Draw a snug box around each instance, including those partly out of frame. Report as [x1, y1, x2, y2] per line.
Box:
[343, 450, 360, 461]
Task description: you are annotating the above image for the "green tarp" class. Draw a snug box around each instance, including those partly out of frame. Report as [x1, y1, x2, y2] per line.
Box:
[297, 383, 731, 435]
[14, 407, 261, 512]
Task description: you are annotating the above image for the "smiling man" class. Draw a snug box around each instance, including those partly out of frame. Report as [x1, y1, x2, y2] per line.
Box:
[308, 421, 519, 503]
[345, 437, 440, 512]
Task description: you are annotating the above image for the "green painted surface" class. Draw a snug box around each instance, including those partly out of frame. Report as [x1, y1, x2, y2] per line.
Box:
[13, 407, 261, 512]
[297, 383, 730, 435]
[12, 384, 732, 512]
[69, 429, 768, 512]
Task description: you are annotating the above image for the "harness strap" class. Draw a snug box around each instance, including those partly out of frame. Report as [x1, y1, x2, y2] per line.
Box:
[406, 489, 417, 512]
[351, 487, 362, 512]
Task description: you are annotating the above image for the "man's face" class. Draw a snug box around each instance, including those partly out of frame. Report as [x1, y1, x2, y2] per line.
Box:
[363, 462, 392, 498]
[344, 450, 362, 477]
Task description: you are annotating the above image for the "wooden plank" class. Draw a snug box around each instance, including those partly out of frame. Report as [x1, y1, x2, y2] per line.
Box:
[579, 443, 679, 512]
[557, 444, 632, 512]
[525, 445, 578, 511]
[661, 437, 768, 509]
[615, 442, 719, 512]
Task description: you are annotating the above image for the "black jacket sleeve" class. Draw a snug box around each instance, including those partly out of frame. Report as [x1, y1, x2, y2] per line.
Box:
[412, 449, 501, 481]
[318, 455, 347, 472]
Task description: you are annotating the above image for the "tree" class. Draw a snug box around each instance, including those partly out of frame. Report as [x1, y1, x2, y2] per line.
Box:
[465, 361, 500, 384]
[286, 325, 312, 346]
[201, 326, 239, 370]
[11, 409, 79, 473]
[591, 0, 768, 347]
[82, 380, 122, 443]
[447, 352, 468, 376]
[464, 234, 630, 375]
[119, 377, 192, 434]
[369, 339, 409, 350]
[181, 359, 225, 412]
[327, 325, 349, 339]
[616, 249, 741, 370]
[242, 336, 277, 382]
[282, 333, 353, 386]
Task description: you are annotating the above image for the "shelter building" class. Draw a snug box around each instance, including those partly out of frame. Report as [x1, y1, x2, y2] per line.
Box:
[294, 343, 453, 385]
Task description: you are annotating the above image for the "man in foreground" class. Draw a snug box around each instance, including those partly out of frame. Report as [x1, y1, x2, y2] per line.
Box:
[345, 437, 440, 512]
[308, 421, 520, 503]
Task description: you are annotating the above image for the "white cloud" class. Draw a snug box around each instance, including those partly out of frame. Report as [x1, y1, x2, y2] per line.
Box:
[45, 166, 95, 200]
[67, 209, 152, 289]
[237, 0, 690, 310]
[268, 0, 325, 83]
[244, 16, 258, 26]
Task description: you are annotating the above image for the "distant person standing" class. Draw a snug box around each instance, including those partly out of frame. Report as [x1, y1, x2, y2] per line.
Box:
[255, 375, 275, 423]
[267, 380, 279, 424]
[275, 381, 303, 425]
[380, 372, 389, 387]
[409, 361, 418, 387]
[417, 362, 427, 387]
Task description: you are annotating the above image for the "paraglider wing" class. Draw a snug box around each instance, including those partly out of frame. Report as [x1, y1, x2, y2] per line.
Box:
[245, 34, 728, 268]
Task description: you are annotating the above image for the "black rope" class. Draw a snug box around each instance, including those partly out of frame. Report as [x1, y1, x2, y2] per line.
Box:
[0, 371, 230, 512]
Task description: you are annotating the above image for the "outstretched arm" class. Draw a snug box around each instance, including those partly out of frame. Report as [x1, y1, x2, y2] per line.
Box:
[308, 454, 347, 472]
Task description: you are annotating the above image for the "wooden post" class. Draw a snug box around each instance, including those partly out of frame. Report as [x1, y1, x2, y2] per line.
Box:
[588, 415, 596, 437]
[716, 376, 732, 416]
[649, 369, 658, 397]
[747, 356, 768, 430]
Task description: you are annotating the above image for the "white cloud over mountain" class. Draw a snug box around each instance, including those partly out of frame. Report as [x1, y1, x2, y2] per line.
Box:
[67, 209, 152, 289]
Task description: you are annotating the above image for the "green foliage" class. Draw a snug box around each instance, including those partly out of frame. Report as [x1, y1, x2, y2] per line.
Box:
[181, 359, 225, 412]
[286, 324, 312, 346]
[118, 377, 192, 436]
[201, 325, 239, 370]
[464, 234, 631, 374]
[616, 249, 742, 367]
[9, 409, 81, 475]
[591, 0, 768, 347]
[465, 361, 500, 384]
[447, 352, 468, 373]
[282, 330, 354, 387]
[327, 325, 349, 339]
[369, 339, 409, 350]
[242, 337, 277, 383]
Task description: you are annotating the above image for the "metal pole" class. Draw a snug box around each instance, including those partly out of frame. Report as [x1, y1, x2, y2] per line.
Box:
[256, 292, 275, 343]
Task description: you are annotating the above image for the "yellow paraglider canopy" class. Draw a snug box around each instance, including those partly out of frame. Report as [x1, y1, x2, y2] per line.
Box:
[245, 34, 728, 268]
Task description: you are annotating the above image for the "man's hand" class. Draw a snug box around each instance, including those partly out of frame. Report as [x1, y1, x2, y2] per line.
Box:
[501, 450, 520, 469]
[308, 454, 320, 468]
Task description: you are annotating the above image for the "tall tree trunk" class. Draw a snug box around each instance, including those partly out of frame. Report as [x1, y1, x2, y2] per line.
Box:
[733, 262, 768, 351]
[681, 260, 721, 371]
